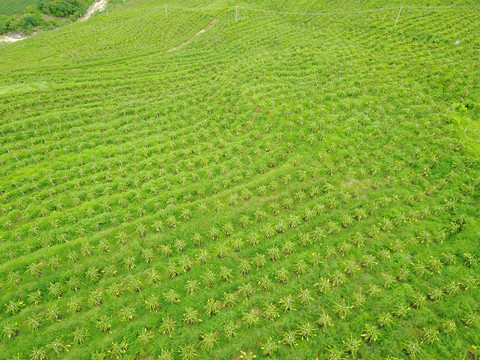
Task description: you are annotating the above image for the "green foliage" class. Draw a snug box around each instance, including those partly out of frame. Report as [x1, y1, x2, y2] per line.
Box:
[0, 0, 93, 34]
[38, 0, 84, 19]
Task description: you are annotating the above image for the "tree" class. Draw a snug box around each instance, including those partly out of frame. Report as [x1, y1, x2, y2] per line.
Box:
[26, 263, 42, 277]
[166, 262, 179, 278]
[185, 280, 200, 295]
[164, 290, 180, 304]
[67, 296, 82, 312]
[128, 277, 142, 293]
[200, 332, 217, 351]
[109, 340, 128, 358]
[48, 337, 70, 355]
[201, 270, 216, 287]
[297, 289, 314, 305]
[7, 271, 22, 286]
[275, 268, 289, 284]
[353, 293, 366, 308]
[223, 292, 237, 307]
[362, 324, 380, 342]
[158, 349, 174, 360]
[334, 301, 351, 319]
[67, 277, 80, 291]
[377, 312, 393, 328]
[263, 303, 279, 321]
[46, 304, 61, 321]
[30, 347, 48, 360]
[343, 335, 361, 358]
[183, 308, 201, 325]
[317, 311, 333, 331]
[421, 327, 439, 344]
[267, 247, 281, 261]
[178, 343, 197, 360]
[223, 320, 238, 339]
[239, 282, 255, 299]
[88, 290, 103, 307]
[123, 256, 136, 270]
[428, 288, 443, 302]
[96, 315, 111, 333]
[103, 264, 118, 278]
[411, 292, 427, 308]
[280, 330, 297, 347]
[404, 341, 421, 358]
[5, 300, 24, 314]
[331, 271, 347, 287]
[26, 316, 41, 332]
[242, 310, 259, 328]
[325, 346, 343, 360]
[136, 224, 146, 237]
[293, 260, 307, 276]
[144, 294, 160, 312]
[462, 313, 479, 327]
[239, 260, 251, 275]
[27, 290, 43, 305]
[159, 317, 176, 337]
[297, 321, 316, 340]
[2, 322, 19, 339]
[107, 283, 122, 298]
[86, 266, 100, 282]
[220, 266, 232, 282]
[215, 244, 229, 258]
[441, 320, 457, 335]
[137, 328, 153, 345]
[119, 306, 135, 321]
[48, 282, 63, 299]
[73, 327, 87, 344]
[240, 351, 256, 359]
[204, 299, 220, 316]
[279, 295, 296, 312]
[314, 277, 332, 294]
[142, 248, 154, 263]
[257, 275, 273, 291]
[261, 337, 278, 356]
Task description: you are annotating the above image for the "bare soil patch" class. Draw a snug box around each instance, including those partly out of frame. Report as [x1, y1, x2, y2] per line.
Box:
[168, 18, 218, 52]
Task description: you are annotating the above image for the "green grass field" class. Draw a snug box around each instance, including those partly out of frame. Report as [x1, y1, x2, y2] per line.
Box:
[0, 0, 38, 16]
[0, 0, 479, 359]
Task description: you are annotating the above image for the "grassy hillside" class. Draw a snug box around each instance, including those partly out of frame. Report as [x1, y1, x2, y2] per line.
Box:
[0, 1, 479, 359]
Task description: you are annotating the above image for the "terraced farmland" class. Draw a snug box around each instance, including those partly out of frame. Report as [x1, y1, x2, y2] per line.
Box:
[0, 1, 479, 359]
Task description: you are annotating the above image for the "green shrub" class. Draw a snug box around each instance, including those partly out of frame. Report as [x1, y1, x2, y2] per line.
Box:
[39, 0, 86, 18]
[19, 13, 38, 27]
[0, 15, 10, 34]
[43, 19, 58, 30]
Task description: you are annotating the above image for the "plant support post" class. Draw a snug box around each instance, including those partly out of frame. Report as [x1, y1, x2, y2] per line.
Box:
[395, 6, 403, 27]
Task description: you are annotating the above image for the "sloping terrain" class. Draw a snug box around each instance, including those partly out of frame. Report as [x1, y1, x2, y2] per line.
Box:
[0, 1, 479, 359]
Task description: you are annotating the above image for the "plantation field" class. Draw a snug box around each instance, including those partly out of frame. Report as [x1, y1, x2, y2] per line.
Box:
[0, 0, 479, 359]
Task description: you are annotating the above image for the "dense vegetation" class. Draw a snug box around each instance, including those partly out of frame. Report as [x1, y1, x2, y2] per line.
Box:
[0, 0, 95, 35]
[0, 0, 479, 359]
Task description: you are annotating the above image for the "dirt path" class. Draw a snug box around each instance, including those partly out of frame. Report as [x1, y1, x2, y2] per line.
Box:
[78, 0, 108, 22]
[0, 33, 27, 44]
[167, 18, 218, 52]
